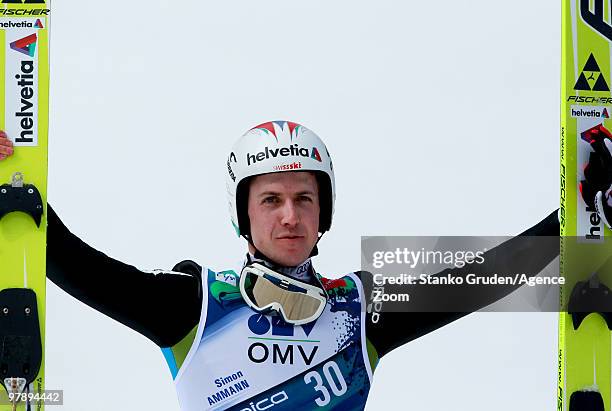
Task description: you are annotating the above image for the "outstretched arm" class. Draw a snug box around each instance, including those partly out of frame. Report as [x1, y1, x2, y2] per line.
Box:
[47, 205, 202, 347]
[362, 209, 559, 359]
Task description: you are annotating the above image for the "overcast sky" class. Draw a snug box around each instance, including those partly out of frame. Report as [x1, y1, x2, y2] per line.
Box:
[43, 1, 560, 410]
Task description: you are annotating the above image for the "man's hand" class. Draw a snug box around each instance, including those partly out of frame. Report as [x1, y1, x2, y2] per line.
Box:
[580, 124, 612, 228]
[0, 130, 14, 161]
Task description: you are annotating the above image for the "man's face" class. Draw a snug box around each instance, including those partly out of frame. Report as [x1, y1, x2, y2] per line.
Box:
[247, 171, 320, 266]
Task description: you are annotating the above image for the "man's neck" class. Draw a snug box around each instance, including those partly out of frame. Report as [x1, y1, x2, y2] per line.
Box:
[245, 251, 313, 282]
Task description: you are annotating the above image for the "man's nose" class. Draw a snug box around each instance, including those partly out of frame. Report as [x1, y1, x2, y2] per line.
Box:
[280, 200, 299, 227]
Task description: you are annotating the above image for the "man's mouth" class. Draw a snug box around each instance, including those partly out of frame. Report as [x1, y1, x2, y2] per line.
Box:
[277, 235, 303, 240]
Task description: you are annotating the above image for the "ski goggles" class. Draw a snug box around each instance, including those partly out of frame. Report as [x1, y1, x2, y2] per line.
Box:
[239, 262, 328, 325]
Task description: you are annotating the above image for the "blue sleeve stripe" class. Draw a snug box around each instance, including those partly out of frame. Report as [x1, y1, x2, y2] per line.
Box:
[161, 347, 179, 379]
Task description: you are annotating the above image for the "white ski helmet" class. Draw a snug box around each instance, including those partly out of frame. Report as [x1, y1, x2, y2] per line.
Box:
[226, 121, 336, 238]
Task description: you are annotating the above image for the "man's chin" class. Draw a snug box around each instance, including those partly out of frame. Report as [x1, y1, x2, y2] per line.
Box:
[268, 245, 311, 267]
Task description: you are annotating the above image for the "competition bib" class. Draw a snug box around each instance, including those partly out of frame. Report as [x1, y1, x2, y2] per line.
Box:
[163, 269, 373, 411]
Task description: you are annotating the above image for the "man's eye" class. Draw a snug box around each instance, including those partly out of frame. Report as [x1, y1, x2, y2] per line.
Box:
[298, 196, 313, 202]
[263, 197, 278, 204]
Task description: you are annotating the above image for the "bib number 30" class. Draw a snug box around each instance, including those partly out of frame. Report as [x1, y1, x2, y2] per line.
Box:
[304, 360, 348, 407]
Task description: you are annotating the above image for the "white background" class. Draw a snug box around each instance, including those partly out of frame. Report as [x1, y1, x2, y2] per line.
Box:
[45, 1, 560, 410]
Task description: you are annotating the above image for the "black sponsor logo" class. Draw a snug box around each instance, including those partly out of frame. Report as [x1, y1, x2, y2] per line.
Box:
[567, 96, 612, 104]
[560, 139, 566, 229]
[246, 314, 319, 366]
[0, 8, 48, 15]
[247, 342, 318, 366]
[574, 53, 609, 92]
[571, 107, 610, 118]
[585, 203, 602, 241]
[227, 152, 236, 182]
[581, 0, 612, 41]
[0, 21, 35, 28]
[246, 145, 321, 166]
[14, 61, 35, 144]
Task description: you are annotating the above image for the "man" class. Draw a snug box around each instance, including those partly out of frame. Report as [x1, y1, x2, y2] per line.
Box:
[0, 121, 608, 410]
